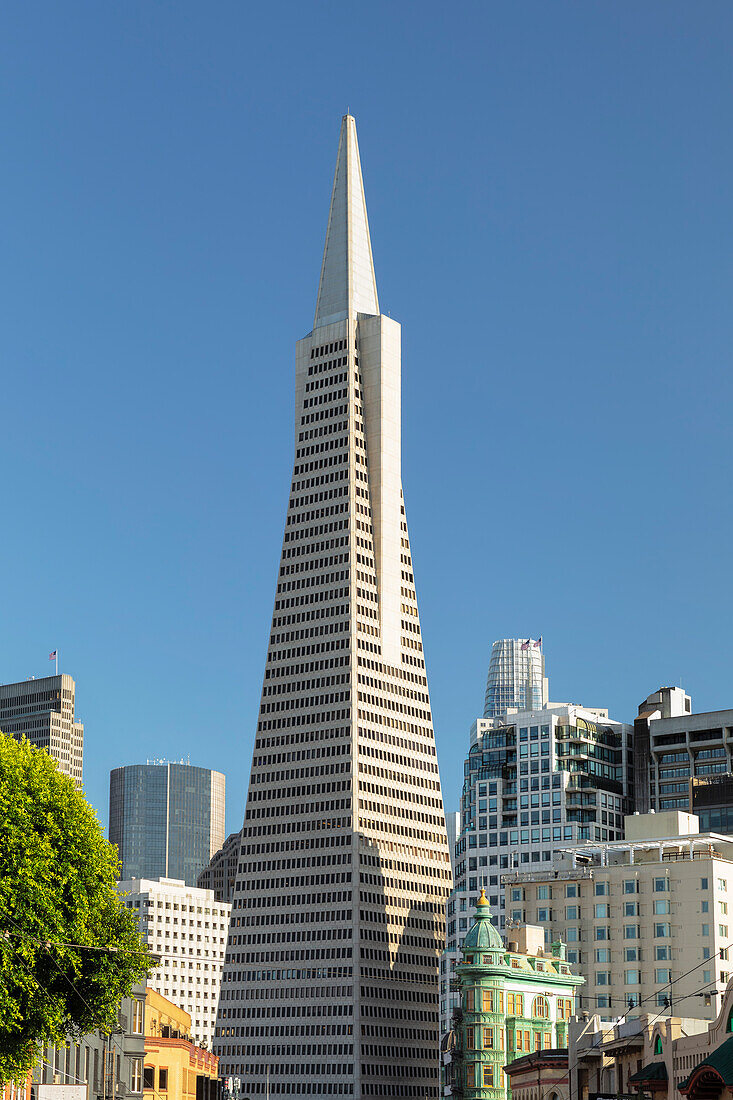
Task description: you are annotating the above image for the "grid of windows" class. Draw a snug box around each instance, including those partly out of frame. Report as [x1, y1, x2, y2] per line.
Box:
[213, 117, 450, 1098]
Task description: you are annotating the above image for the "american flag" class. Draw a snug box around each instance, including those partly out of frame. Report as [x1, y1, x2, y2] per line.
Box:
[520, 640, 530, 651]
[49, 650, 57, 661]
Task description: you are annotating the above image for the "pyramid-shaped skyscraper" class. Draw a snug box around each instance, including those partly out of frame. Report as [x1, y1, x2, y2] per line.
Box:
[214, 115, 451, 1099]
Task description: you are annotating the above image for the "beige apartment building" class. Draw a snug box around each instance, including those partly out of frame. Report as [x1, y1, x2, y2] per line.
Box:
[503, 811, 733, 1021]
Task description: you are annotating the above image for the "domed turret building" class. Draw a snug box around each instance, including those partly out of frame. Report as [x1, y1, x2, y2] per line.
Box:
[442, 890, 583, 1098]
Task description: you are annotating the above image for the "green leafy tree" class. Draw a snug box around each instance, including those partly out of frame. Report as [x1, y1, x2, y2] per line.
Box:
[0, 734, 154, 1083]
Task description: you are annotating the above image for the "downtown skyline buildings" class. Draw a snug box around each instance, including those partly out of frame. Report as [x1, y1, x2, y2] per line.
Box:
[212, 114, 452, 1097]
[0, 673, 84, 787]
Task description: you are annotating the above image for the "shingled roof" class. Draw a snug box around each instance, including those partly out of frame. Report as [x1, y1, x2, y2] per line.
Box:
[680, 1035, 733, 1098]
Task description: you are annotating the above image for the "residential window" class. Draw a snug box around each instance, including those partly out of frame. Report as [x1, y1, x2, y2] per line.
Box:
[143, 1068, 154, 1091]
[624, 925, 639, 940]
[624, 969, 641, 985]
[595, 882, 609, 896]
[720, 925, 729, 937]
[654, 878, 668, 892]
[158, 1070, 168, 1092]
[596, 972, 611, 985]
[566, 885, 578, 898]
[702, 924, 711, 937]
[595, 949, 611, 963]
[566, 906, 579, 920]
[655, 946, 670, 960]
[624, 880, 638, 894]
[533, 996, 549, 1018]
[595, 904, 609, 918]
[595, 927, 609, 941]
[537, 886, 552, 900]
[655, 923, 671, 938]
[655, 968, 671, 983]
[625, 948, 639, 961]
[701, 878, 709, 890]
[624, 902, 639, 916]
[721, 902, 729, 915]
[654, 900, 671, 915]
[132, 1000, 144, 1035]
[537, 907, 551, 923]
[718, 879, 727, 891]
[131, 1060, 142, 1094]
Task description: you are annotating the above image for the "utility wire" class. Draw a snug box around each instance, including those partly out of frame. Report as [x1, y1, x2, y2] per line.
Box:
[534, 960, 733, 1100]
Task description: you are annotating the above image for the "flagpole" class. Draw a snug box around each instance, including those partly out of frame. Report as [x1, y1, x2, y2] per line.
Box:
[56, 650, 58, 675]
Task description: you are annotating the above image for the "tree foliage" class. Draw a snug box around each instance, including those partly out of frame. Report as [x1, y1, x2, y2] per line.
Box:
[0, 734, 153, 1083]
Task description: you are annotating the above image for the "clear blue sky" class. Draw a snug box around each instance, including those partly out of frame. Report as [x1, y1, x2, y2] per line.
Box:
[2, 2, 731, 836]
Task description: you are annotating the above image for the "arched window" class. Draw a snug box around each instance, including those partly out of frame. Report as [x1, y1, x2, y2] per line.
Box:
[532, 996, 549, 1019]
[654, 1035, 663, 1054]
[727, 1008, 733, 1033]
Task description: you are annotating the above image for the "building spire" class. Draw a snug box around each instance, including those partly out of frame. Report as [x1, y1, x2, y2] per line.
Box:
[314, 114, 379, 328]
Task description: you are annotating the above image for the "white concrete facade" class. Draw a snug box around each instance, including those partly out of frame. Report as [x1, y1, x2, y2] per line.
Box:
[213, 115, 451, 1099]
[118, 877, 230, 1050]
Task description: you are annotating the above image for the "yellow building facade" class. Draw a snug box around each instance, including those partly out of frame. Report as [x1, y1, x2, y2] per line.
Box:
[144, 989, 219, 1100]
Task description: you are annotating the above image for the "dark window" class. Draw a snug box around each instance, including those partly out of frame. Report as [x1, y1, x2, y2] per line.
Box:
[143, 1067, 154, 1090]
[159, 1069, 168, 1091]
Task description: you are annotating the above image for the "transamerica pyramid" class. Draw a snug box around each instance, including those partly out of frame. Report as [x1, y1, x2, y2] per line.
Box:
[213, 115, 452, 1099]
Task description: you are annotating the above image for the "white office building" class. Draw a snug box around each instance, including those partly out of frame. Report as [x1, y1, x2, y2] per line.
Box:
[118, 877, 230, 1049]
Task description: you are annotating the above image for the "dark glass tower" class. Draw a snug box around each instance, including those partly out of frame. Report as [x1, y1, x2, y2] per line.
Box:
[109, 761, 225, 886]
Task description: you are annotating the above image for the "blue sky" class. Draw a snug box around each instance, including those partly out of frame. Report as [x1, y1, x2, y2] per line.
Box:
[2, 1, 731, 836]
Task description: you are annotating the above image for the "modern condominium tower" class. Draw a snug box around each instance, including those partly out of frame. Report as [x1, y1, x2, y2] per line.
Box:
[213, 116, 452, 1098]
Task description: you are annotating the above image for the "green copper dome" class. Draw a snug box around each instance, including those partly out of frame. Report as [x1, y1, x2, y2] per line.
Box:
[462, 888, 503, 951]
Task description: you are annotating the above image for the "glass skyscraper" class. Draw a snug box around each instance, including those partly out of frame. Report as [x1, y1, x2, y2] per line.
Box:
[483, 638, 547, 717]
[109, 761, 225, 886]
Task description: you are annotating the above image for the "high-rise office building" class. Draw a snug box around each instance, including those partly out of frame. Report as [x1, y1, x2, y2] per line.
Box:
[110, 762, 225, 886]
[484, 639, 547, 718]
[213, 115, 452, 1097]
[197, 830, 241, 904]
[440, 696, 633, 1037]
[118, 877, 230, 1049]
[0, 673, 84, 786]
[633, 686, 733, 830]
